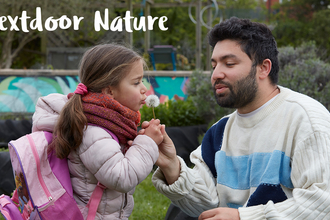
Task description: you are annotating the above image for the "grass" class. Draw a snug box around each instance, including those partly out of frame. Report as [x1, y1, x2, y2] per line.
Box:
[0, 172, 171, 220]
[130, 171, 171, 219]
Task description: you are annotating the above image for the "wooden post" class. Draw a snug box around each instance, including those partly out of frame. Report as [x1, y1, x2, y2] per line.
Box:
[195, 0, 202, 70]
[206, 0, 212, 71]
[41, 0, 48, 66]
[144, 1, 151, 54]
[126, 0, 133, 46]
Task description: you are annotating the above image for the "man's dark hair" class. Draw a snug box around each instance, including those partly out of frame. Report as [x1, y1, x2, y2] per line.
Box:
[208, 17, 279, 84]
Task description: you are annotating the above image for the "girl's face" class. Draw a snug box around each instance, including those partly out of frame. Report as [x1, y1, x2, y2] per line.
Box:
[107, 60, 147, 111]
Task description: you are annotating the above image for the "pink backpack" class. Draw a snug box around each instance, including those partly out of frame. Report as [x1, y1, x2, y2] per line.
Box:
[0, 129, 118, 220]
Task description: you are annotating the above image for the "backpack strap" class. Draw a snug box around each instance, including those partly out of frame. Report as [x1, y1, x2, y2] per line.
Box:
[86, 182, 107, 220]
[86, 123, 119, 220]
[0, 194, 23, 220]
[87, 123, 119, 143]
[0, 195, 12, 220]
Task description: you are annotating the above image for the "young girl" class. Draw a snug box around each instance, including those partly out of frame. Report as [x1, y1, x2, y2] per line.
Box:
[31, 43, 163, 220]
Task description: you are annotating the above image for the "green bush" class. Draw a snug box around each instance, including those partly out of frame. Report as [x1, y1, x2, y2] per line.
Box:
[185, 70, 233, 125]
[140, 97, 205, 127]
[272, 9, 330, 58]
[0, 113, 33, 120]
[278, 42, 330, 110]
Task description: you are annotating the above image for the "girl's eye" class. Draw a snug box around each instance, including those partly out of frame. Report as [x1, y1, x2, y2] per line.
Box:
[227, 63, 235, 67]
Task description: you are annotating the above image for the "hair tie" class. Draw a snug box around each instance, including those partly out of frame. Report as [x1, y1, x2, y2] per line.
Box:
[74, 83, 88, 96]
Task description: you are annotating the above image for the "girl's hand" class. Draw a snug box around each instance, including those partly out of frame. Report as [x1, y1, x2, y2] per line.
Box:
[143, 119, 164, 145]
[127, 121, 149, 146]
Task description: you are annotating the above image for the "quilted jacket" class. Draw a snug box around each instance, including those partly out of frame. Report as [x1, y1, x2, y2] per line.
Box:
[32, 93, 159, 220]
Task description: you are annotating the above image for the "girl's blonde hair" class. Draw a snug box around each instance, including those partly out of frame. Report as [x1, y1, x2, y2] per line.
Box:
[53, 43, 145, 159]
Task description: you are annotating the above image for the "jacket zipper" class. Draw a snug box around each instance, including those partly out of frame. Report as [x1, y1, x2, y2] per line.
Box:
[119, 193, 127, 219]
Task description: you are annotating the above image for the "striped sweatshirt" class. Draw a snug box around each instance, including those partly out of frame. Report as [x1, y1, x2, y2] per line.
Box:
[152, 86, 330, 219]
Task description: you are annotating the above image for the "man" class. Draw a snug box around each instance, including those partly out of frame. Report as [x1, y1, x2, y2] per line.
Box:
[149, 17, 330, 219]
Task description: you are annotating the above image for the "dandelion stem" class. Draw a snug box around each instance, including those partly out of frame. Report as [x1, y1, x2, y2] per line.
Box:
[152, 107, 156, 119]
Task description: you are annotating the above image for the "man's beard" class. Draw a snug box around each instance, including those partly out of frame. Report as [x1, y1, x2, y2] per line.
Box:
[213, 65, 258, 109]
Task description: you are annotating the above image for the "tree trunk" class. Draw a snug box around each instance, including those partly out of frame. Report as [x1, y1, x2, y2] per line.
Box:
[0, 31, 14, 69]
[0, 31, 39, 69]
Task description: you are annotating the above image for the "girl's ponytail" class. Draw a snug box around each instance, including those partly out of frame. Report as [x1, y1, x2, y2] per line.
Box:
[53, 94, 87, 159]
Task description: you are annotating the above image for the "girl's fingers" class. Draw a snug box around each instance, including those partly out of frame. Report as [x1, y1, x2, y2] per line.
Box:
[141, 121, 150, 129]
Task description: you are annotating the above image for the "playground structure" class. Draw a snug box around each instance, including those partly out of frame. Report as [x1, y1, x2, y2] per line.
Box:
[148, 45, 177, 71]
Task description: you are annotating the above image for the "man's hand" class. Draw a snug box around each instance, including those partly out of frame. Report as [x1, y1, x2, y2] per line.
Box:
[132, 120, 180, 185]
[199, 208, 240, 220]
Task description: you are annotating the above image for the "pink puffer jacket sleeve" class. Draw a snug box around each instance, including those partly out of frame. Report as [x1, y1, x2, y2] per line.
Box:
[79, 126, 159, 193]
[32, 93, 68, 132]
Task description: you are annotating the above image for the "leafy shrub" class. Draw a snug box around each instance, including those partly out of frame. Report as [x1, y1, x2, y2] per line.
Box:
[310, 10, 330, 59]
[278, 42, 330, 110]
[185, 70, 232, 125]
[140, 97, 205, 127]
[0, 113, 33, 120]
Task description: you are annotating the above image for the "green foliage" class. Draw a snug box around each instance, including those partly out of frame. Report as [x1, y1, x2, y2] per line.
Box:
[0, 113, 33, 120]
[130, 172, 171, 220]
[309, 10, 330, 58]
[272, 0, 328, 22]
[0, 148, 8, 152]
[278, 41, 321, 68]
[224, 0, 259, 9]
[278, 42, 330, 110]
[272, 20, 310, 48]
[272, 1, 330, 56]
[140, 97, 205, 127]
[185, 70, 232, 125]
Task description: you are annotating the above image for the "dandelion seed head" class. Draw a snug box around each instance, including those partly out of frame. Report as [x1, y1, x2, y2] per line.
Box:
[145, 95, 160, 107]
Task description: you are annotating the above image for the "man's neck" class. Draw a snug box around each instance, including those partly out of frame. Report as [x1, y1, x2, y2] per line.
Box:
[237, 85, 280, 114]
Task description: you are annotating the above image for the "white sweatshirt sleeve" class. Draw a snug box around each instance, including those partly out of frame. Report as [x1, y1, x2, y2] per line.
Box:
[152, 146, 219, 217]
[239, 131, 330, 220]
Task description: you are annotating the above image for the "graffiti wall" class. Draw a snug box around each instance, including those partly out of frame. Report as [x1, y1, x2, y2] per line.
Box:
[0, 75, 189, 113]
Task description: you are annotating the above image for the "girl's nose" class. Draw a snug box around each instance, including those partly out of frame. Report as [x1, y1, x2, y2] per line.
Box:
[141, 83, 147, 94]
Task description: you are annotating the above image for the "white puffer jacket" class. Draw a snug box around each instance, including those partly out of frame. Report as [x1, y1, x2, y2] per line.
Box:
[32, 93, 159, 220]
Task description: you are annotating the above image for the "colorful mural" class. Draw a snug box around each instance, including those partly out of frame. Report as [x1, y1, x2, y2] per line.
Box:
[0, 75, 189, 113]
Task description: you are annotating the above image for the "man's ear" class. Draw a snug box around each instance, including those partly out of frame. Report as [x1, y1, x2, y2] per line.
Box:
[258, 59, 272, 80]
